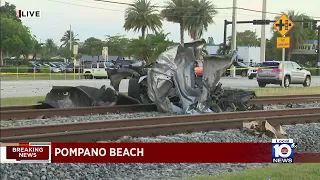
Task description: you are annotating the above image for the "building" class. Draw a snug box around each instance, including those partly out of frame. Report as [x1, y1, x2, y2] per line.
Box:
[80, 55, 125, 63]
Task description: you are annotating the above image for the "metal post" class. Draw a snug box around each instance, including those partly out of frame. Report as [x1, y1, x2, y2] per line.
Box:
[317, 26, 320, 76]
[223, 20, 228, 55]
[281, 35, 286, 87]
[78, 66, 81, 79]
[74, 54, 76, 80]
[230, 0, 237, 78]
[260, 0, 267, 63]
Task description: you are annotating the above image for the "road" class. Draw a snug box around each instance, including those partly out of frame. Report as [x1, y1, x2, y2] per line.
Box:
[1, 76, 320, 98]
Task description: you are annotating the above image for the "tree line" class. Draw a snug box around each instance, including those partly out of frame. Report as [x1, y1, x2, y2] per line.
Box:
[0, 1, 318, 67]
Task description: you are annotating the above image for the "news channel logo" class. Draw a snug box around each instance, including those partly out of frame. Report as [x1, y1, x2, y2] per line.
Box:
[272, 139, 297, 163]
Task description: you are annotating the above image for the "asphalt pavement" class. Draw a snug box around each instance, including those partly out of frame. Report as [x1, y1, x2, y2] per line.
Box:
[1, 76, 320, 98]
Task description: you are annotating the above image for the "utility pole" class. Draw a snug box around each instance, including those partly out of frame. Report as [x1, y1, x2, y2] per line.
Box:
[230, 0, 237, 77]
[260, 0, 267, 63]
[317, 26, 320, 75]
[231, 0, 237, 52]
[69, 25, 72, 51]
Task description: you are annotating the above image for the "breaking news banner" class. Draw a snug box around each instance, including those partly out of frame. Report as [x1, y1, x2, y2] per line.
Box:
[1, 142, 319, 163]
[0, 142, 51, 163]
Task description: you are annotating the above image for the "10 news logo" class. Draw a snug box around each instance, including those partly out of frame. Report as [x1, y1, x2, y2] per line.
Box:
[272, 139, 297, 163]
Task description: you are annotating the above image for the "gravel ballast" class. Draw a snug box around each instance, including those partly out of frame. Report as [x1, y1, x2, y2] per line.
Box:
[1, 123, 320, 180]
[1, 101, 319, 128]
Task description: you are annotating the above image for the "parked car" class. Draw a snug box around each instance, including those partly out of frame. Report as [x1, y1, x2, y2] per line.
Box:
[256, 61, 311, 88]
[224, 61, 249, 77]
[27, 62, 41, 73]
[41, 62, 61, 73]
[104, 61, 116, 68]
[112, 59, 143, 68]
[52, 62, 66, 72]
[247, 63, 262, 79]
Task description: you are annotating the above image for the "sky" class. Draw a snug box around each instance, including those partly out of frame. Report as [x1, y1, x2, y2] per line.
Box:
[2, 0, 320, 46]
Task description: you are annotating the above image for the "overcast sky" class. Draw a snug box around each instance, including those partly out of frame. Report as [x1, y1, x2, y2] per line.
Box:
[3, 0, 320, 45]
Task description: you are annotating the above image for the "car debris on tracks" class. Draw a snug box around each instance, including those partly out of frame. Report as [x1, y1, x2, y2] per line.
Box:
[39, 39, 257, 114]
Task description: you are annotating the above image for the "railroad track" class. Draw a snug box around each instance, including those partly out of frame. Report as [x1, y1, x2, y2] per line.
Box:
[1, 94, 320, 120]
[1, 107, 320, 142]
[2, 94, 320, 111]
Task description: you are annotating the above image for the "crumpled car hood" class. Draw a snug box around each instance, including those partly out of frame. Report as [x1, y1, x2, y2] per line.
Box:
[39, 85, 140, 108]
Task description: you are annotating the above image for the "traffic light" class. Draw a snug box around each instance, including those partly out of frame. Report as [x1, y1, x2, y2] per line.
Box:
[253, 20, 270, 25]
[303, 22, 309, 28]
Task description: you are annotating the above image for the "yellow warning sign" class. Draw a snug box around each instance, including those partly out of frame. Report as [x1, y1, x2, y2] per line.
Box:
[273, 14, 294, 36]
[277, 37, 290, 48]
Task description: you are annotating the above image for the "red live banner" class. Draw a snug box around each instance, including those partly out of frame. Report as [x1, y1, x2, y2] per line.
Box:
[49, 143, 320, 163]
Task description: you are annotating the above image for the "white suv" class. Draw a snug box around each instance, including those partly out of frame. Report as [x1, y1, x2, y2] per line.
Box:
[83, 62, 113, 79]
[256, 61, 311, 87]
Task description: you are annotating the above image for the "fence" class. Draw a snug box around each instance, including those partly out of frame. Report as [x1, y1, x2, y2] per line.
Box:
[0, 66, 84, 81]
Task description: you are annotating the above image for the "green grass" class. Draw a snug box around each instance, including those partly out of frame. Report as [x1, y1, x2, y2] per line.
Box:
[0, 96, 45, 106]
[191, 163, 320, 180]
[250, 86, 320, 96]
[0, 74, 84, 80]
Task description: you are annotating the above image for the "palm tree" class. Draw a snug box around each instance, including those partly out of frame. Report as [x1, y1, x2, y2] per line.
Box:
[162, 0, 192, 44]
[60, 30, 79, 48]
[186, 0, 217, 40]
[273, 11, 313, 61]
[44, 39, 56, 53]
[123, 0, 162, 38]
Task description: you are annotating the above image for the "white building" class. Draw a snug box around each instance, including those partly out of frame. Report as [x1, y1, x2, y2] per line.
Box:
[206, 45, 261, 65]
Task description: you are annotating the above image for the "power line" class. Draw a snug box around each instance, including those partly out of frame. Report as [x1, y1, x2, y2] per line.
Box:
[47, 0, 320, 19]
[94, 0, 233, 9]
[237, 7, 281, 15]
[94, 0, 320, 18]
[45, 0, 233, 18]
[47, 0, 124, 12]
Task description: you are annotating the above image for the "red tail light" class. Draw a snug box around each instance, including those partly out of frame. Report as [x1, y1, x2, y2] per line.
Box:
[272, 68, 282, 73]
[257, 68, 262, 73]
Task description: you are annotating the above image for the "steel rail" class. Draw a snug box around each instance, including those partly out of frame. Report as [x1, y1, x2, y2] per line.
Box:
[1, 94, 319, 111]
[1, 95, 319, 120]
[256, 94, 320, 99]
[248, 97, 320, 105]
[0, 104, 52, 111]
[1, 114, 320, 142]
[2, 107, 320, 137]
[0, 104, 158, 120]
[1, 108, 319, 142]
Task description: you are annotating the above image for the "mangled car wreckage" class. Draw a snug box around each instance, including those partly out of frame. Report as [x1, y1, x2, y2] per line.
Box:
[40, 39, 257, 114]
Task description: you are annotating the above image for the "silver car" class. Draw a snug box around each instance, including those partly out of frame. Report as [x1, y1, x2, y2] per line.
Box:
[256, 61, 311, 87]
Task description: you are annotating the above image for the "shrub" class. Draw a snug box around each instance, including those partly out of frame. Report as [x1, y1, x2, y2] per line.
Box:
[306, 68, 319, 76]
[40, 66, 51, 73]
[0, 66, 28, 73]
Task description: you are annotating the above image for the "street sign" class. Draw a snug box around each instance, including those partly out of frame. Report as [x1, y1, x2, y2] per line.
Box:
[277, 37, 290, 48]
[73, 45, 78, 55]
[273, 14, 294, 36]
